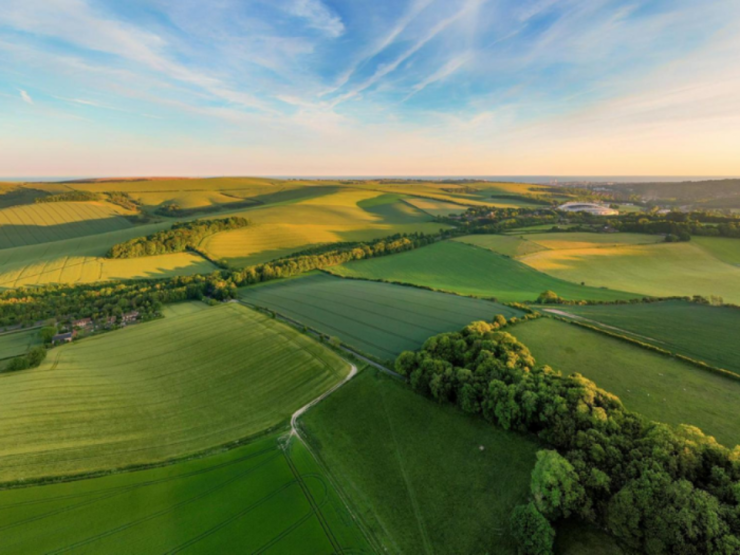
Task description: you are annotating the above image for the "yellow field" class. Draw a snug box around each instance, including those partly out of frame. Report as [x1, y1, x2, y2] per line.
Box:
[0, 223, 211, 289]
[522, 241, 740, 303]
[404, 197, 467, 216]
[201, 189, 449, 265]
[522, 232, 663, 251]
[0, 201, 134, 248]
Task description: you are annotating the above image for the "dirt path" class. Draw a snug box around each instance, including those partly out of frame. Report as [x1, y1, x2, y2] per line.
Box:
[542, 308, 663, 344]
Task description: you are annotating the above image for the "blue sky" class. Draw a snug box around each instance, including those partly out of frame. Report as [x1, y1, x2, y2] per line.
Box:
[1, 0, 739, 176]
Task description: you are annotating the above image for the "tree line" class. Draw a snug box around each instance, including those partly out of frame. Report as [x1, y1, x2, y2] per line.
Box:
[395, 319, 740, 554]
[0, 232, 441, 329]
[107, 217, 250, 258]
[34, 191, 100, 203]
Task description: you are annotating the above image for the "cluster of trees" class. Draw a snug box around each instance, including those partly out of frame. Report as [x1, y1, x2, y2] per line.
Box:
[4, 346, 46, 372]
[34, 191, 100, 203]
[105, 192, 140, 211]
[107, 217, 250, 258]
[395, 319, 740, 554]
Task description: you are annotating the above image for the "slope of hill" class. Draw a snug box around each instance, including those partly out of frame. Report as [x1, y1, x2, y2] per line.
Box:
[0, 304, 349, 482]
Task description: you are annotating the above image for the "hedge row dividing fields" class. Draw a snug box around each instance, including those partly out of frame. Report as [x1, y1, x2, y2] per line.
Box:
[0, 304, 350, 483]
[0, 434, 372, 554]
[239, 273, 523, 361]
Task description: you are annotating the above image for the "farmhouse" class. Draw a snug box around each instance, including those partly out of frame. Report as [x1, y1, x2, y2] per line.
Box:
[122, 311, 140, 324]
[52, 331, 75, 344]
[558, 202, 618, 216]
[72, 318, 93, 329]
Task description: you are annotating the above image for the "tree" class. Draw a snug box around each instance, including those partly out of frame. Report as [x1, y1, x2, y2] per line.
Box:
[536, 291, 561, 304]
[531, 450, 585, 520]
[40, 326, 57, 344]
[510, 503, 555, 555]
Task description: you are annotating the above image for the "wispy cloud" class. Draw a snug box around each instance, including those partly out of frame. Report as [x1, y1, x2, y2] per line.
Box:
[284, 0, 345, 38]
[19, 89, 34, 104]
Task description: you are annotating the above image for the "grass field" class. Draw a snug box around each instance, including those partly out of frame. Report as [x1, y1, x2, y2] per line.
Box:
[0, 304, 350, 482]
[302, 368, 541, 554]
[0, 434, 371, 554]
[0, 329, 41, 361]
[511, 318, 740, 448]
[554, 301, 740, 375]
[0, 201, 134, 249]
[239, 272, 523, 360]
[330, 241, 641, 303]
[201, 188, 448, 266]
[403, 197, 467, 216]
[520, 240, 740, 304]
[453, 234, 550, 257]
[693, 236, 740, 265]
[161, 300, 213, 318]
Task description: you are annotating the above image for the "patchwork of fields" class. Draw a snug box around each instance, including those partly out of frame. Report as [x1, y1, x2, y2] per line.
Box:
[0, 304, 349, 482]
[511, 318, 740, 448]
[553, 300, 740, 375]
[302, 368, 541, 554]
[0, 434, 371, 555]
[0, 328, 41, 361]
[239, 272, 522, 360]
[0, 201, 134, 249]
[330, 240, 640, 302]
[519, 237, 740, 304]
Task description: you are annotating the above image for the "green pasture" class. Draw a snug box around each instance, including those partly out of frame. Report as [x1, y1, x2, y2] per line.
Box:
[403, 197, 467, 217]
[239, 272, 522, 360]
[554, 300, 740, 375]
[511, 318, 740, 448]
[0, 434, 371, 554]
[693, 236, 740, 265]
[0, 328, 41, 361]
[302, 368, 540, 554]
[521, 240, 740, 304]
[161, 300, 213, 318]
[330, 241, 640, 303]
[453, 234, 549, 257]
[0, 304, 349, 482]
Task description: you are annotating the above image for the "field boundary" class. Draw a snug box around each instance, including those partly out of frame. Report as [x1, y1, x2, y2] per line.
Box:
[544, 313, 740, 383]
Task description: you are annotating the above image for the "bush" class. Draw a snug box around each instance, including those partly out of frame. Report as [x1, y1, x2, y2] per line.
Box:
[511, 503, 555, 555]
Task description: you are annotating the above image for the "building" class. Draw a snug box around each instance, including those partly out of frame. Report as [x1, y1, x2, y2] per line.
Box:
[122, 311, 140, 324]
[52, 331, 75, 344]
[557, 202, 619, 216]
[72, 318, 93, 329]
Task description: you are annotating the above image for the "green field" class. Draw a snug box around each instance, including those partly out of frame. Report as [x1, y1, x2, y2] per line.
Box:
[0, 201, 134, 249]
[239, 272, 523, 360]
[302, 369, 541, 554]
[0, 304, 350, 482]
[0, 433, 371, 554]
[521, 240, 740, 304]
[403, 197, 467, 217]
[693, 236, 740, 265]
[161, 300, 213, 318]
[330, 241, 640, 302]
[0, 328, 41, 361]
[552, 300, 740, 375]
[511, 318, 740, 447]
[453, 234, 550, 257]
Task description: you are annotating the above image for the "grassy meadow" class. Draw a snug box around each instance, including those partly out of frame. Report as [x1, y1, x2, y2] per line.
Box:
[555, 300, 740, 375]
[330, 241, 640, 302]
[520, 239, 740, 303]
[239, 272, 523, 360]
[0, 304, 350, 482]
[0, 328, 41, 361]
[0, 434, 371, 555]
[0, 201, 134, 249]
[693, 236, 740, 265]
[302, 368, 541, 554]
[511, 318, 740, 447]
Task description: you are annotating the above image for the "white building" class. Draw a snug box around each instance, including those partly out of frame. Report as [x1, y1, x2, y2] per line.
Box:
[557, 202, 618, 216]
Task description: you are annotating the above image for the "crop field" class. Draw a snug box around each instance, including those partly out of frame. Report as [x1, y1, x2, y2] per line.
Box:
[554, 300, 740, 375]
[453, 234, 550, 257]
[302, 369, 541, 554]
[201, 188, 448, 266]
[403, 197, 467, 216]
[0, 224, 212, 289]
[0, 434, 371, 554]
[0, 304, 350, 482]
[0, 329, 41, 361]
[161, 300, 213, 318]
[0, 201, 134, 249]
[511, 318, 740, 448]
[330, 241, 640, 303]
[239, 272, 523, 360]
[520, 240, 740, 304]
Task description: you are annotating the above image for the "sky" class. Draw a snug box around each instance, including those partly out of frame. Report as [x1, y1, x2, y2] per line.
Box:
[1, 0, 739, 177]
